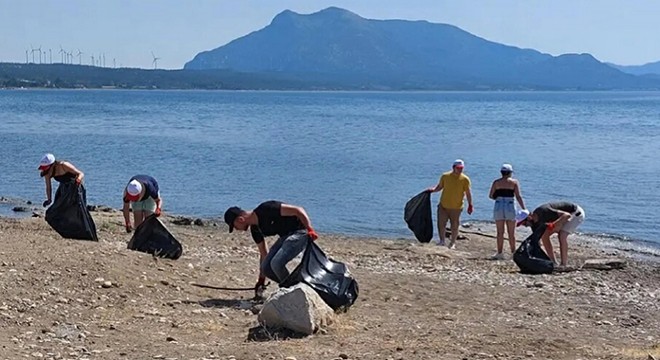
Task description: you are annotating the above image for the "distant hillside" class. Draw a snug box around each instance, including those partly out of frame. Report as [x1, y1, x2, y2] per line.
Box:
[185, 7, 659, 90]
[608, 60, 660, 76]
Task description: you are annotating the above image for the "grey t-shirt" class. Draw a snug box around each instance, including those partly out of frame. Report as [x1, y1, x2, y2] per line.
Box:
[533, 201, 578, 224]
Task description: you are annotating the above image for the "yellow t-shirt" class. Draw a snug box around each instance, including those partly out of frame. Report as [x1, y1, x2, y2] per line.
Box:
[439, 171, 471, 210]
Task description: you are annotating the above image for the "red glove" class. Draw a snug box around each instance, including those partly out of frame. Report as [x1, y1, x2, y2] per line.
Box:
[154, 207, 162, 217]
[75, 178, 81, 185]
[307, 227, 319, 241]
[467, 204, 474, 215]
[545, 222, 555, 232]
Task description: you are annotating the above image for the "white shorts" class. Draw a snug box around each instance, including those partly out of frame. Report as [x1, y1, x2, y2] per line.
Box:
[561, 206, 585, 234]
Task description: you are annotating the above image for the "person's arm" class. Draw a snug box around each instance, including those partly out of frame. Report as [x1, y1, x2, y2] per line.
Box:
[280, 204, 312, 229]
[514, 181, 526, 209]
[546, 209, 571, 233]
[281, 203, 318, 240]
[488, 181, 496, 200]
[122, 193, 132, 232]
[61, 161, 84, 184]
[427, 175, 444, 193]
[43, 175, 53, 206]
[256, 240, 268, 281]
[154, 192, 163, 216]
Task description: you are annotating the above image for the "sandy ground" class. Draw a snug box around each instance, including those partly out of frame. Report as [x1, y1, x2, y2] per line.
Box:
[0, 209, 658, 360]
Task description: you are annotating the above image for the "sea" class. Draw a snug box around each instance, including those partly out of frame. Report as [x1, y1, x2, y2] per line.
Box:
[0, 90, 658, 256]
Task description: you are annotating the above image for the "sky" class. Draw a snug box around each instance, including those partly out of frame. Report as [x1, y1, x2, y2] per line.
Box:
[1, 0, 658, 70]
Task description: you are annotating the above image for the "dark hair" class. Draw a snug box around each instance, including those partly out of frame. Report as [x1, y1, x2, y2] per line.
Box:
[500, 170, 512, 177]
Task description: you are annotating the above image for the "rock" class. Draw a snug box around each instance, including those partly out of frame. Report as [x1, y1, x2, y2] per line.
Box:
[101, 281, 113, 288]
[582, 258, 627, 270]
[172, 217, 193, 226]
[258, 283, 334, 336]
[339, 354, 349, 359]
[648, 355, 657, 360]
[166, 336, 176, 342]
[194, 218, 205, 226]
[12, 206, 30, 212]
[31, 212, 41, 218]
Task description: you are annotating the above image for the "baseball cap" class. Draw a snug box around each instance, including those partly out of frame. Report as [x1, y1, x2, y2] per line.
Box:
[224, 206, 243, 233]
[515, 208, 530, 227]
[453, 159, 465, 168]
[38, 153, 55, 170]
[125, 180, 142, 201]
[501, 163, 513, 172]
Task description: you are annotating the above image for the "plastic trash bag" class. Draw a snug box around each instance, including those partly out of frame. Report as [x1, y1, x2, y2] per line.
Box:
[513, 224, 554, 274]
[127, 215, 183, 260]
[45, 182, 98, 241]
[280, 239, 358, 311]
[404, 190, 433, 243]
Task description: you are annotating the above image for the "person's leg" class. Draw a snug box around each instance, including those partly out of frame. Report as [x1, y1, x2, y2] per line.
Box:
[506, 220, 517, 254]
[540, 232, 556, 264]
[268, 230, 309, 283]
[558, 231, 569, 266]
[437, 205, 449, 245]
[261, 236, 286, 282]
[495, 220, 505, 254]
[448, 209, 461, 249]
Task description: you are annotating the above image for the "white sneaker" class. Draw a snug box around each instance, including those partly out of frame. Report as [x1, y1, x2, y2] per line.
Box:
[448, 241, 456, 250]
[490, 252, 505, 260]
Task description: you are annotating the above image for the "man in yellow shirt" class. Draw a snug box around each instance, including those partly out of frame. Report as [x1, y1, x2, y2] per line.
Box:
[427, 159, 473, 249]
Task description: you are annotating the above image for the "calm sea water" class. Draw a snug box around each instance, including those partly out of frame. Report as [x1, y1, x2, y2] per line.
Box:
[0, 90, 658, 250]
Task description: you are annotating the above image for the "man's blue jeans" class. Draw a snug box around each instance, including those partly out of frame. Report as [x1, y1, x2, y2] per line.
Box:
[261, 229, 309, 283]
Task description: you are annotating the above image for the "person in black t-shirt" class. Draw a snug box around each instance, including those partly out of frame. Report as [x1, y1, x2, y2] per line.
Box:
[223, 201, 319, 298]
[517, 201, 585, 267]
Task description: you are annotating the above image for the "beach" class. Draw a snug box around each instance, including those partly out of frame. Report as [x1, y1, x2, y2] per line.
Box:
[0, 209, 658, 360]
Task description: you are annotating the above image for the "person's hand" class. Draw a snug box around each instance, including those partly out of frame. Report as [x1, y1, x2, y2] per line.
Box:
[42, 199, 51, 207]
[75, 178, 81, 186]
[467, 204, 474, 215]
[307, 227, 319, 241]
[425, 187, 435, 193]
[125, 221, 133, 233]
[254, 277, 267, 299]
[545, 222, 555, 233]
[154, 207, 162, 217]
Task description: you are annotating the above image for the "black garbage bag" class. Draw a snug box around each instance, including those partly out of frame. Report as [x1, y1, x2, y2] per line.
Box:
[280, 239, 359, 311]
[513, 224, 554, 274]
[127, 215, 183, 260]
[45, 182, 98, 241]
[404, 190, 433, 243]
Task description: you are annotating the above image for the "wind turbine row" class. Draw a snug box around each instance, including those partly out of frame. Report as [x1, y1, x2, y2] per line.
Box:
[25, 45, 119, 68]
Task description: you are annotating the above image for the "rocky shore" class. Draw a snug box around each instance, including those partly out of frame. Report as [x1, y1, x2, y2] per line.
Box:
[0, 208, 658, 360]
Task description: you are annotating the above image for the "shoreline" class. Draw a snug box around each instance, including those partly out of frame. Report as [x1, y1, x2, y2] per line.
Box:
[3, 197, 659, 263]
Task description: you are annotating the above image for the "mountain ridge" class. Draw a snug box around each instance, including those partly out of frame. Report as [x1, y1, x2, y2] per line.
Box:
[184, 7, 659, 90]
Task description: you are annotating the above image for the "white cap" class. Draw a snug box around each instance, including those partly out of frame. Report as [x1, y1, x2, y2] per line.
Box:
[38, 153, 55, 169]
[515, 208, 530, 223]
[453, 159, 465, 168]
[501, 163, 513, 172]
[126, 180, 142, 196]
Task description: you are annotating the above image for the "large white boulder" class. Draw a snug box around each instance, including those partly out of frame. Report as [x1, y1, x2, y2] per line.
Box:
[258, 283, 334, 335]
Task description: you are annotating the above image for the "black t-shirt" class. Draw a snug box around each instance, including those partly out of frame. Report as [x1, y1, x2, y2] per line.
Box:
[123, 175, 160, 203]
[250, 201, 305, 244]
[533, 201, 578, 224]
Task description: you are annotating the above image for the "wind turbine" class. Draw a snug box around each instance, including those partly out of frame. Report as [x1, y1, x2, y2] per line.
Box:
[48, 49, 52, 64]
[102, 53, 106, 67]
[59, 45, 65, 63]
[25, 49, 29, 64]
[37, 46, 42, 64]
[151, 51, 160, 70]
[77, 49, 84, 65]
[30, 44, 36, 63]
[91, 54, 95, 67]
[113, 58, 116, 68]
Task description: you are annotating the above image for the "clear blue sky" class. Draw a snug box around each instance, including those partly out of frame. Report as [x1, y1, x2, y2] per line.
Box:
[1, 0, 658, 69]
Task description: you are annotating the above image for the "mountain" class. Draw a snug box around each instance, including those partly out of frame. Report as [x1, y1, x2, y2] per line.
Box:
[184, 7, 659, 90]
[608, 60, 660, 76]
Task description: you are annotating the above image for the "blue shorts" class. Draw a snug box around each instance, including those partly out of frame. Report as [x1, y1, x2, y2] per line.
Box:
[493, 197, 515, 221]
